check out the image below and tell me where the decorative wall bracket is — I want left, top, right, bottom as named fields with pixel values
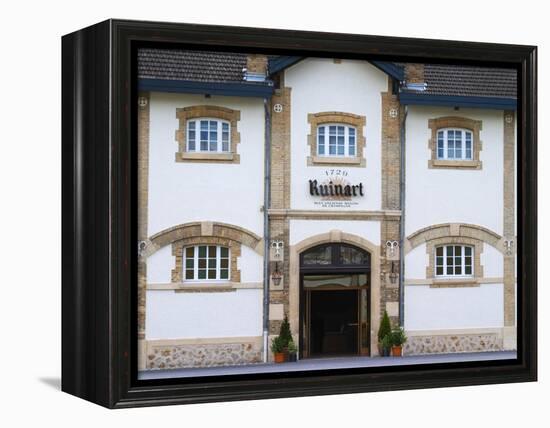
left=504, top=239, right=514, bottom=256
left=270, top=240, right=284, bottom=260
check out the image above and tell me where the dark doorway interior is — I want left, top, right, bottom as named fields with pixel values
left=309, top=290, right=358, bottom=356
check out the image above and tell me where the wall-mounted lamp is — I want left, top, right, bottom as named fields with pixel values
left=271, top=262, right=283, bottom=286
left=389, top=261, right=398, bottom=284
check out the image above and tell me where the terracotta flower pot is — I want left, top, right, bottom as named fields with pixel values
left=391, top=345, right=403, bottom=357
left=273, top=352, right=286, bottom=363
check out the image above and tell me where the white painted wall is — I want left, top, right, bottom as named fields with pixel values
left=147, top=245, right=173, bottom=283
left=284, top=58, right=388, bottom=211
left=404, top=284, right=504, bottom=330
left=405, top=106, right=504, bottom=237
left=238, top=245, right=263, bottom=283
left=147, top=92, right=265, bottom=237
left=146, top=289, right=263, bottom=339
left=482, top=243, right=504, bottom=278
left=289, top=219, right=380, bottom=247
left=405, top=243, right=428, bottom=279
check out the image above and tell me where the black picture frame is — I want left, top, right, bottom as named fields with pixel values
left=61, top=19, right=537, bottom=408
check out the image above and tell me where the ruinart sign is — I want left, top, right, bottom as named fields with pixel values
left=308, top=169, right=365, bottom=208
left=309, top=179, right=364, bottom=197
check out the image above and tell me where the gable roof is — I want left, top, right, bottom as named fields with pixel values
left=137, top=49, right=517, bottom=108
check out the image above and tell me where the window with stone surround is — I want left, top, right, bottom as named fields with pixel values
left=435, top=244, right=474, bottom=277
left=436, top=129, right=473, bottom=160
left=175, top=105, right=241, bottom=163
left=428, top=116, right=482, bottom=169
left=307, top=112, right=366, bottom=167
left=187, top=119, right=231, bottom=153
left=184, top=245, right=230, bottom=281
left=317, top=124, right=357, bottom=157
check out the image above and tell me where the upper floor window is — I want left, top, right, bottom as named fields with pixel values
left=435, top=245, right=473, bottom=277
left=436, top=129, right=473, bottom=160
left=317, top=124, right=356, bottom=157
left=187, top=119, right=231, bottom=153
left=184, top=245, right=230, bottom=281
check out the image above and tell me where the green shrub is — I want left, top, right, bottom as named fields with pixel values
left=279, top=316, right=292, bottom=348
left=271, top=336, right=285, bottom=353
left=287, top=338, right=298, bottom=353
left=390, top=327, right=407, bottom=346
left=381, top=334, right=393, bottom=351
left=378, top=310, right=392, bottom=343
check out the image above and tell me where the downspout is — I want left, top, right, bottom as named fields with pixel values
left=399, top=104, right=408, bottom=327
left=262, top=98, right=271, bottom=362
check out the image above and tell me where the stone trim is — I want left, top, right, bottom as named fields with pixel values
left=503, top=111, right=516, bottom=349
left=404, top=277, right=506, bottom=286
left=404, top=329, right=503, bottom=355
left=142, top=221, right=263, bottom=258
left=405, top=223, right=502, bottom=254
left=307, top=111, right=366, bottom=167
left=428, top=116, right=483, bottom=170
left=147, top=282, right=262, bottom=290
left=425, top=236, right=484, bottom=281
left=145, top=337, right=262, bottom=369
left=175, top=105, right=241, bottom=164
left=289, top=231, right=381, bottom=356
left=381, top=78, right=401, bottom=210
left=268, top=209, right=401, bottom=221
left=137, top=92, right=150, bottom=370
left=171, top=236, right=241, bottom=283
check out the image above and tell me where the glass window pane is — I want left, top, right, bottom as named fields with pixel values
left=455, top=265, right=462, bottom=275
left=220, top=247, right=229, bottom=257
left=318, top=126, right=325, bottom=136
left=329, top=126, right=336, bottom=135
left=198, top=269, right=206, bottom=279
left=446, top=266, right=453, bottom=275
left=198, top=259, right=206, bottom=269
left=220, top=269, right=229, bottom=279
left=318, top=135, right=325, bottom=155
left=340, top=245, right=369, bottom=265
left=436, top=266, right=443, bottom=275
left=198, top=246, right=207, bottom=257
left=349, top=127, right=355, bottom=136
left=185, top=269, right=194, bottom=280
left=465, top=266, right=472, bottom=275
left=302, top=245, right=332, bottom=265
left=220, top=258, right=229, bottom=269
left=436, top=247, right=443, bottom=257
left=208, top=258, right=217, bottom=269
left=186, top=247, right=194, bottom=257
left=455, top=246, right=462, bottom=257
left=186, top=259, right=194, bottom=269
left=208, top=269, right=216, bottom=279
left=208, top=246, right=216, bottom=257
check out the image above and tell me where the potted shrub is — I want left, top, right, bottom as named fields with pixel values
left=381, top=334, right=392, bottom=357
left=377, top=310, right=392, bottom=356
left=271, top=336, right=286, bottom=363
left=390, top=327, right=407, bottom=357
left=287, top=338, right=298, bottom=362
left=279, top=316, right=292, bottom=358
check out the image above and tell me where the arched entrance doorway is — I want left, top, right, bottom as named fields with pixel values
left=299, top=243, right=371, bottom=358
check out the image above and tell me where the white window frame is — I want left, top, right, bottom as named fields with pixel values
left=187, top=118, right=231, bottom=153
left=183, top=245, right=231, bottom=282
left=435, top=244, right=474, bottom=278
left=436, top=128, right=473, bottom=160
left=316, top=124, right=357, bottom=158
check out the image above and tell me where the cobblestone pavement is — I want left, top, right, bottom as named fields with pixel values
left=138, top=351, right=517, bottom=380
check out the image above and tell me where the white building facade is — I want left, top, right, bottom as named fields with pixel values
left=136, top=50, right=517, bottom=370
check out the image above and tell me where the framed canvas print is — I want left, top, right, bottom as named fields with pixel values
left=61, top=19, right=537, bottom=408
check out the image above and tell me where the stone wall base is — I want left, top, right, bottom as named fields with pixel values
left=146, top=338, right=263, bottom=370
left=404, top=330, right=507, bottom=355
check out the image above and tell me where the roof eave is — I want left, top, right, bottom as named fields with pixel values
left=138, top=78, right=274, bottom=98
left=399, top=93, right=517, bottom=110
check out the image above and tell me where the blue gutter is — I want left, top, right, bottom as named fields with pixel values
left=138, top=78, right=274, bottom=98
left=399, top=93, right=517, bottom=110
left=370, top=61, right=405, bottom=81
left=268, top=56, right=303, bottom=75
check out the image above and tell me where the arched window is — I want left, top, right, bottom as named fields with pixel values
left=187, top=118, right=231, bottom=153
left=435, top=244, right=474, bottom=277
left=436, top=128, right=473, bottom=160
left=301, top=243, right=370, bottom=269
left=184, top=245, right=230, bottom=281
left=317, top=124, right=356, bottom=157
